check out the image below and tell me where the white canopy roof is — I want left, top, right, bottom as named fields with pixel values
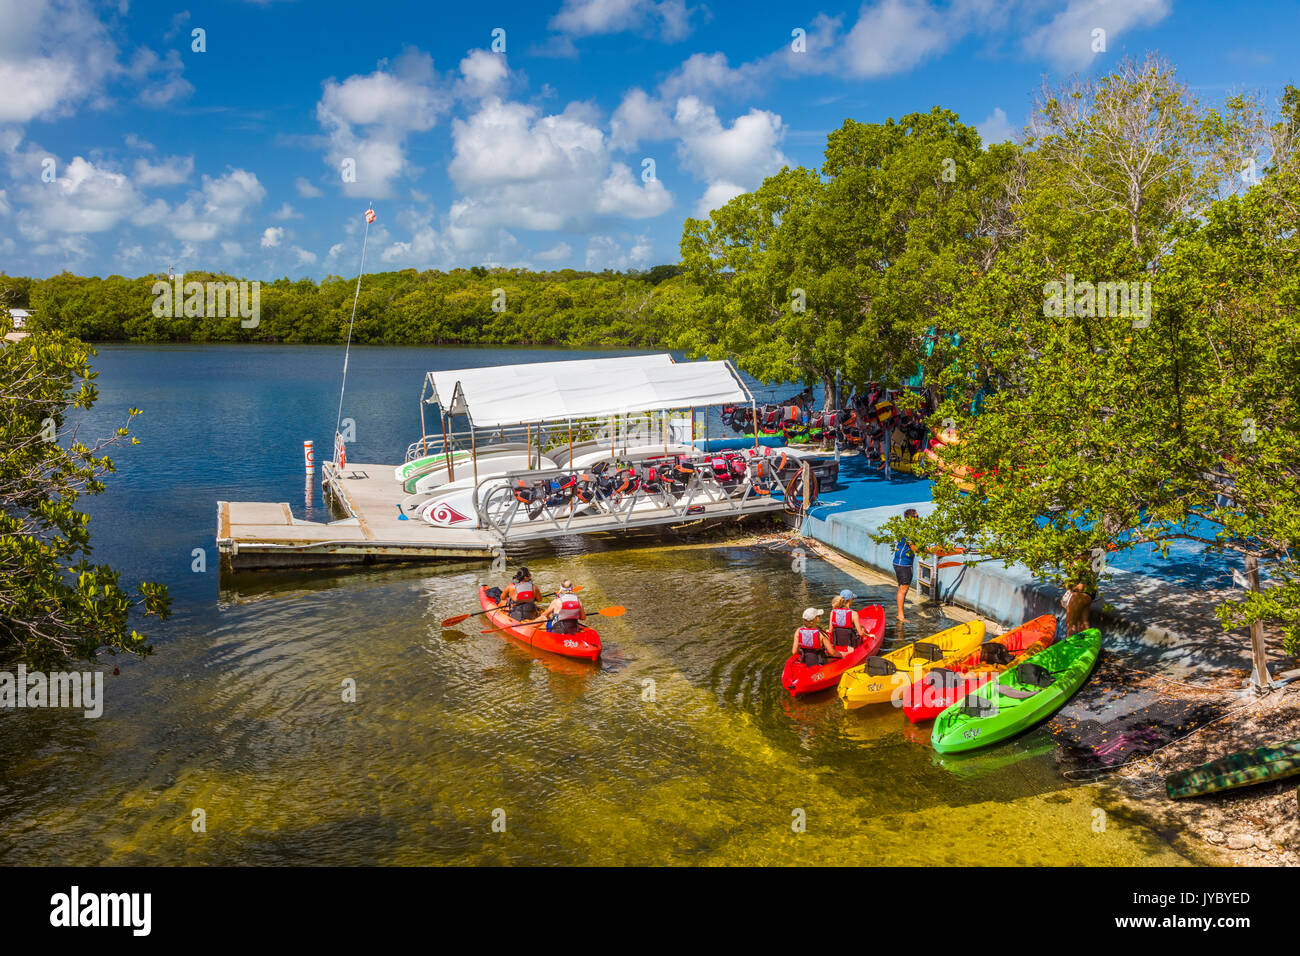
left=423, top=353, right=751, bottom=427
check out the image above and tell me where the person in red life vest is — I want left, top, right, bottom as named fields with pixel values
left=828, top=590, right=869, bottom=648
left=500, top=567, right=539, bottom=621
left=536, top=579, right=586, bottom=634
left=790, top=608, right=843, bottom=667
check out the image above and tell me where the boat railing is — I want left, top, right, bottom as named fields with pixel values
left=470, top=460, right=782, bottom=542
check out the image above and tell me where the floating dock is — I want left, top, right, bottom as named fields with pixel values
left=218, top=461, right=499, bottom=571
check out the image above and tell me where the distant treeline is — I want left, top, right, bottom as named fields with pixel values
left=0, top=265, right=688, bottom=347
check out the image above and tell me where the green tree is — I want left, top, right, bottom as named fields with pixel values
left=0, top=316, right=170, bottom=668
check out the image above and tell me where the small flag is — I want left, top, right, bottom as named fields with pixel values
left=365, top=207, right=376, bottom=224
left=1232, top=568, right=1249, bottom=589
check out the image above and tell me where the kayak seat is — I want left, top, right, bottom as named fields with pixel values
left=961, top=694, right=998, bottom=717
left=928, top=667, right=963, bottom=690
left=997, top=685, right=1041, bottom=700
left=910, top=642, right=943, bottom=663
left=1017, top=662, right=1055, bottom=688
left=865, top=656, right=897, bottom=677
left=980, top=642, right=1014, bottom=666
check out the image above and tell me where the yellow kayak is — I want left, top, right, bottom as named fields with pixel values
left=838, top=621, right=986, bottom=709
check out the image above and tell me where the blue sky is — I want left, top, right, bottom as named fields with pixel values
left=1, top=0, right=1296, bottom=280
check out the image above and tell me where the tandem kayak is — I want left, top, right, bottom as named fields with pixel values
left=477, top=586, right=602, bottom=661
left=837, top=620, right=985, bottom=709
left=902, top=614, right=1057, bottom=722
left=780, top=605, right=887, bottom=696
left=1165, top=738, right=1300, bottom=799
left=931, top=629, right=1101, bottom=754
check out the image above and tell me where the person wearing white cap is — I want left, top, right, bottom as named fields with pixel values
left=790, top=607, right=844, bottom=667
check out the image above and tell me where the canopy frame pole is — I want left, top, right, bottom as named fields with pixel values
left=568, top=420, right=573, bottom=469
left=440, top=408, right=453, bottom=482
left=419, top=376, right=428, bottom=459
left=752, top=399, right=758, bottom=453
left=471, top=420, right=478, bottom=488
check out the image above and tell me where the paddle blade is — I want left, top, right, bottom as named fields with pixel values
left=441, top=613, right=473, bottom=627
left=596, top=606, right=626, bottom=616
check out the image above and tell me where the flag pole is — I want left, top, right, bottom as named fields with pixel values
left=334, top=204, right=375, bottom=465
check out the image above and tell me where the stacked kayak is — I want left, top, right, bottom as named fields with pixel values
left=902, top=614, right=1057, bottom=722
left=781, top=605, right=887, bottom=696
left=477, top=586, right=602, bottom=662
left=838, top=621, right=985, bottom=709
left=931, top=629, right=1101, bottom=753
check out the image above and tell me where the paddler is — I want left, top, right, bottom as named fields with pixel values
left=828, top=590, right=867, bottom=647
left=535, top=579, right=586, bottom=634
left=501, top=567, right=538, bottom=621
left=791, top=608, right=843, bottom=666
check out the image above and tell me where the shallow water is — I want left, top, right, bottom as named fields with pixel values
left=0, top=345, right=1197, bottom=865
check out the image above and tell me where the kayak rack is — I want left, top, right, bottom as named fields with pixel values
left=472, top=464, right=788, bottom=544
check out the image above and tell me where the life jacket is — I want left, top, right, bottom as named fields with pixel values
left=830, top=608, right=854, bottom=630
left=797, top=627, right=821, bottom=650
left=514, top=579, right=536, bottom=602
left=555, top=593, right=582, bottom=621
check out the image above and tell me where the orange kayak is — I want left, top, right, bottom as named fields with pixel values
left=477, top=586, right=602, bottom=661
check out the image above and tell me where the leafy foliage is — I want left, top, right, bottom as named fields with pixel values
left=0, top=314, right=170, bottom=667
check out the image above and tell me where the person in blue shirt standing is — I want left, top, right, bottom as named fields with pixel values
left=892, top=508, right=920, bottom=623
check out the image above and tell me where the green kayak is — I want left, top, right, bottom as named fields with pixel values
left=931, top=629, right=1102, bottom=754
left=1165, top=738, right=1300, bottom=799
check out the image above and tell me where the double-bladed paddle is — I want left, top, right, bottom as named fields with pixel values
left=479, top=605, right=626, bottom=635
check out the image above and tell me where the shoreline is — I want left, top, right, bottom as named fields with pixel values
left=756, top=529, right=1297, bottom=867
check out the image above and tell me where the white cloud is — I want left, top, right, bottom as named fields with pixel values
left=220, top=240, right=243, bottom=260
left=327, top=242, right=345, bottom=259
left=273, top=202, right=302, bottom=220
left=161, top=168, right=265, bottom=242
left=292, top=246, right=317, bottom=265
left=674, top=96, right=788, bottom=196
left=658, top=52, right=761, bottom=102
left=7, top=149, right=143, bottom=236
left=1023, top=0, right=1171, bottom=70
left=550, top=0, right=695, bottom=41
left=610, top=88, right=673, bottom=150
left=315, top=48, right=447, bottom=198
left=458, top=49, right=509, bottom=100
left=132, top=154, right=193, bottom=186
left=295, top=176, right=323, bottom=198
left=977, top=107, right=1015, bottom=146
left=694, top=180, right=745, bottom=217
left=843, top=0, right=953, bottom=78
left=595, top=162, right=673, bottom=218
left=0, top=0, right=120, bottom=123
left=261, top=227, right=284, bottom=248
left=126, top=47, right=194, bottom=107
left=448, top=96, right=673, bottom=232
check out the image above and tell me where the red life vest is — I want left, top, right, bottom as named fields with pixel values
left=830, top=608, right=854, bottom=629
left=555, top=594, right=581, bottom=621
left=514, top=579, right=536, bottom=602
left=797, top=627, right=821, bottom=650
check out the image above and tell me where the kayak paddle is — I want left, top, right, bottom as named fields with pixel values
left=479, top=605, right=625, bottom=635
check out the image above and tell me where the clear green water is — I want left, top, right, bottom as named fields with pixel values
left=0, top=346, right=1196, bottom=865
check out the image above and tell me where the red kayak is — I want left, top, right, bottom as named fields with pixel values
left=901, top=613, right=1056, bottom=721
left=478, top=586, right=602, bottom=662
left=780, top=605, right=886, bottom=696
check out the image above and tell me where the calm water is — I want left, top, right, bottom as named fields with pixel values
left=0, top=345, right=1195, bottom=865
